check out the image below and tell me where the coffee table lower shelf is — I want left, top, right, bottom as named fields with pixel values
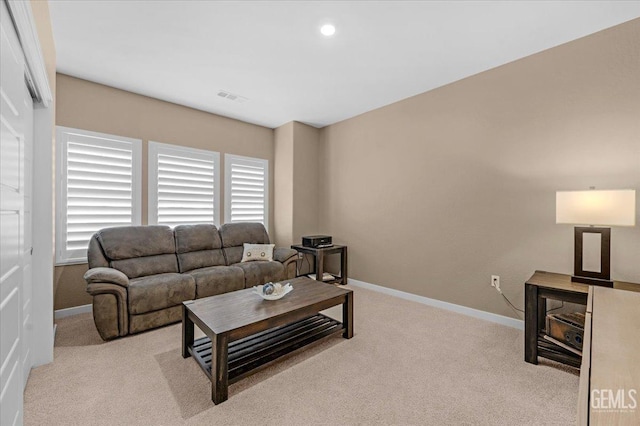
left=188, top=313, right=343, bottom=384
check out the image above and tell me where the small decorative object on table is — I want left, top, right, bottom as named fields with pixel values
left=253, top=282, right=293, bottom=300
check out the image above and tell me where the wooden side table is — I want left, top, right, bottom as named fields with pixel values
left=524, top=270, right=639, bottom=368
left=290, top=244, right=348, bottom=285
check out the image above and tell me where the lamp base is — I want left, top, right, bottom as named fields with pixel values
left=571, top=275, right=613, bottom=288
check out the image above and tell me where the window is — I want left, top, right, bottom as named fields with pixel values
left=224, top=154, right=269, bottom=228
left=56, top=127, right=141, bottom=264
left=148, top=142, right=220, bottom=227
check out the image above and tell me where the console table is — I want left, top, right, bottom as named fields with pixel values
left=291, top=244, right=348, bottom=285
left=577, top=285, right=640, bottom=425
left=524, top=271, right=639, bottom=368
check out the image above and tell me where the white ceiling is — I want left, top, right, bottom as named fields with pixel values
left=49, top=1, right=640, bottom=129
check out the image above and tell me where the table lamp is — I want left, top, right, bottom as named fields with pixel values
left=556, top=189, right=636, bottom=287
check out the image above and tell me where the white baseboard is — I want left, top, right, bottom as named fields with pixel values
left=51, top=284, right=523, bottom=329
left=347, top=278, right=524, bottom=330
left=54, top=304, right=93, bottom=320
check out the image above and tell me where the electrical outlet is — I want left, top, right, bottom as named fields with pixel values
left=491, top=275, right=501, bottom=293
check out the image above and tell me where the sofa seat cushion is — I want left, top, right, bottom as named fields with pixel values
left=233, top=261, right=285, bottom=288
left=187, top=266, right=245, bottom=299
left=128, top=273, right=195, bottom=315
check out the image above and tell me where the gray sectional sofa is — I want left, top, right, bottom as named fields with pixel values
left=84, top=222, right=297, bottom=340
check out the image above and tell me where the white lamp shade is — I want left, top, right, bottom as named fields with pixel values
left=556, top=189, right=636, bottom=226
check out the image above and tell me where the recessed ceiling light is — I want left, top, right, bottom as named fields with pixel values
left=320, top=24, right=336, bottom=37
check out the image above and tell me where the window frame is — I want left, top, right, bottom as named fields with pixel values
left=55, top=126, right=142, bottom=265
left=148, top=141, right=221, bottom=228
left=224, top=153, right=269, bottom=230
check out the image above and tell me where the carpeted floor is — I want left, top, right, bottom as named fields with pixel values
left=24, top=285, right=578, bottom=425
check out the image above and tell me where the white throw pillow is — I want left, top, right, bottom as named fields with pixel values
left=241, top=243, right=275, bottom=262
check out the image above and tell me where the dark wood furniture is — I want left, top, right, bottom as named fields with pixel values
left=181, top=276, right=354, bottom=404
left=578, top=286, right=640, bottom=425
left=573, top=226, right=612, bottom=287
left=524, top=270, right=639, bottom=368
left=291, top=244, right=348, bottom=285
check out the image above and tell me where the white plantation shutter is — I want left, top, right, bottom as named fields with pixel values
left=224, top=154, right=269, bottom=228
left=148, top=142, right=220, bottom=227
left=56, top=127, right=141, bottom=264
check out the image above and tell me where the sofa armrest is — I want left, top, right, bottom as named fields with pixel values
left=85, top=267, right=129, bottom=340
left=274, top=248, right=298, bottom=280
left=274, top=247, right=297, bottom=264
left=84, top=267, right=129, bottom=287
left=86, top=282, right=129, bottom=340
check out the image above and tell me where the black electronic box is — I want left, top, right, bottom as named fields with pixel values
left=302, top=235, right=333, bottom=248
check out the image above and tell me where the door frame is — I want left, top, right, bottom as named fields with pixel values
left=6, top=0, right=52, bottom=107
left=6, top=0, right=55, bottom=367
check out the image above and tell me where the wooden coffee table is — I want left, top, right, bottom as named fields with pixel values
left=181, top=276, right=354, bottom=404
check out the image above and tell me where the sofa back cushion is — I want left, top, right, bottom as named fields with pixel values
left=110, top=255, right=179, bottom=279
left=174, top=224, right=226, bottom=272
left=219, top=222, right=270, bottom=265
left=96, top=226, right=178, bottom=278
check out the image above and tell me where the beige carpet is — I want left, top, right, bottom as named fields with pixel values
left=25, top=285, right=578, bottom=425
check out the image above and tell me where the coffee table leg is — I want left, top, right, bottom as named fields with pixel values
left=182, top=304, right=194, bottom=358
left=211, top=333, right=229, bottom=404
left=343, top=292, right=353, bottom=339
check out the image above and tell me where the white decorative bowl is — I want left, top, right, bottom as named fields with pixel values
left=253, top=283, right=293, bottom=300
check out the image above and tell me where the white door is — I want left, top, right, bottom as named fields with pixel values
left=1, top=1, right=34, bottom=424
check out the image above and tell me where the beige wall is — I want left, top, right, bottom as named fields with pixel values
left=54, top=19, right=640, bottom=319
left=273, top=121, right=321, bottom=247
left=318, top=19, right=640, bottom=318
left=292, top=122, right=320, bottom=243
left=31, top=0, right=56, bottom=102
left=54, top=263, right=88, bottom=310
left=54, top=74, right=274, bottom=309
left=274, top=122, right=295, bottom=247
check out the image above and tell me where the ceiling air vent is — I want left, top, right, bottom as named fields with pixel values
left=217, top=90, right=248, bottom=103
